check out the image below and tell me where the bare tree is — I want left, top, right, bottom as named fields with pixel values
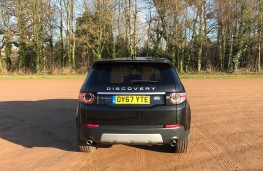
left=256, top=0, right=262, bottom=71
left=132, top=0, right=138, bottom=57
left=0, top=0, right=262, bottom=74
left=64, top=0, right=75, bottom=68
left=0, top=0, right=13, bottom=72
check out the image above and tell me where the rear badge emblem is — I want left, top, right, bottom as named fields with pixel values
left=153, top=96, right=161, bottom=101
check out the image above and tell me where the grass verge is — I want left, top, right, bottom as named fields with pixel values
left=0, top=75, right=86, bottom=80
left=0, top=74, right=263, bottom=80
left=180, top=74, right=263, bottom=79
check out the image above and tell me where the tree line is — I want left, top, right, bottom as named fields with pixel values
left=0, top=0, right=262, bottom=74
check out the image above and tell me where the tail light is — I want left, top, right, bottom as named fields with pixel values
left=169, top=92, right=186, bottom=104
left=79, top=93, right=95, bottom=104
left=83, top=123, right=99, bottom=128
left=164, top=124, right=182, bottom=128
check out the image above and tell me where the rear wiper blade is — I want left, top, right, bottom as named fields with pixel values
left=130, top=80, right=158, bottom=84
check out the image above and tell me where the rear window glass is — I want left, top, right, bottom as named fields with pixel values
left=86, top=62, right=175, bottom=85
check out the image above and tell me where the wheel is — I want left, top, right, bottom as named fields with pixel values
left=78, top=138, right=97, bottom=152
left=76, top=117, right=97, bottom=152
left=171, top=134, right=190, bottom=153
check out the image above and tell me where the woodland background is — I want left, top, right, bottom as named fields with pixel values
left=0, top=0, right=262, bottom=74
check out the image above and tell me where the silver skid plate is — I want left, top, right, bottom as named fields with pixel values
left=101, top=134, right=163, bottom=144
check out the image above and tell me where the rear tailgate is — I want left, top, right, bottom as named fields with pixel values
left=80, top=61, right=181, bottom=125
left=79, top=86, right=178, bottom=125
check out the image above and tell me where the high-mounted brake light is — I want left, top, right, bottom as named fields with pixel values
left=169, top=93, right=186, bottom=104
left=79, top=93, right=95, bottom=104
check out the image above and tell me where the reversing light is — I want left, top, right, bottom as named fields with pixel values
left=79, top=93, right=95, bottom=104
left=169, top=93, right=186, bottom=104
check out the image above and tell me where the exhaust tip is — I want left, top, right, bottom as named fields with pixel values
left=86, top=139, right=94, bottom=145
left=170, top=139, right=177, bottom=147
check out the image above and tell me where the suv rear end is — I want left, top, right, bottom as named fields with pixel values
left=76, top=57, right=191, bottom=153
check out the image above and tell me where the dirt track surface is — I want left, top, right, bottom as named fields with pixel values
left=0, top=78, right=263, bottom=171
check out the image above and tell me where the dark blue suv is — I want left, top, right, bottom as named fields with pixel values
left=76, top=57, right=191, bottom=153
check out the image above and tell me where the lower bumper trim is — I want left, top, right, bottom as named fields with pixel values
left=79, top=125, right=189, bottom=144
left=101, top=133, right=163, bottom=144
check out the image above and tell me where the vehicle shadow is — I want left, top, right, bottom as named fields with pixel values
left=127, top=145, right=174, bottom=153
left=0, top=99, right=78, bottom=151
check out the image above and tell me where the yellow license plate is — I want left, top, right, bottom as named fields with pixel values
left=112, top=96, right=150, bottom=104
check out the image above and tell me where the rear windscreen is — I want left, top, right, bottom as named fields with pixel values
left=86, top=62, right=175, bottom=85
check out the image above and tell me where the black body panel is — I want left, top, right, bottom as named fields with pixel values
left=76, top=57, right=191, bottom=146
left=77, top=99, right=190, bottom=130
left=79, top=125, right=190, bottom=144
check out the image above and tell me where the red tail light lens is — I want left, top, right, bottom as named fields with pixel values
left=164, top=124, right=182, bottom=128
left=83, top=123, right=99, bottom=128
left=169, top=93, right=186, bottom=104
left=79, top=93, right=95, bottom=104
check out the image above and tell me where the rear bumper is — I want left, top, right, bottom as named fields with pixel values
left=79, top=125, right=189, bottom=145
left=78, top=101, right=191, bottom=130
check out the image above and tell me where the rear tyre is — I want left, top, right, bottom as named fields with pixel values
left=171, top=134, right=190, bottom=153
left=78, top=138, right=97, bottom=152
left=76, top=117, right=97, bottom=152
